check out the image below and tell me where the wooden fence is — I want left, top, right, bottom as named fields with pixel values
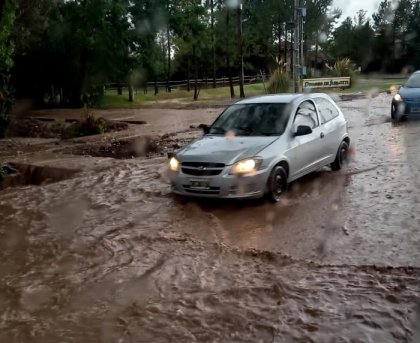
left=104, top=73, right=268, bottom=94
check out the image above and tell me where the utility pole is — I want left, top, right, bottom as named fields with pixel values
left=293, top=0, right=301, bottom=93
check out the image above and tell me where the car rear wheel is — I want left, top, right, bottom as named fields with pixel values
left=266, top=165, right=288, bottom=203
left=331, top=140, right=349, bottom=171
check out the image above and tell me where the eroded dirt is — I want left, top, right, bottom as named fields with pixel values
left=1, top=93, right=419, bottom=342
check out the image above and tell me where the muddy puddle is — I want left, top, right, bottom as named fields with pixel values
left=0, top=163, right=78, bottom=190
left=57, top=130, right=200, bottom=159
left=1, top=93, right=420, bottom=341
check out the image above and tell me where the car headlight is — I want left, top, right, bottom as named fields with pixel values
left=231, top=158, right=262, bottom=175
left=393, top=94, right=403, bottom=102
left=169, top=157, right=180, bottom=172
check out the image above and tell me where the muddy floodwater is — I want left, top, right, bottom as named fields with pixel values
left=1, top=93, right=420, bottom=342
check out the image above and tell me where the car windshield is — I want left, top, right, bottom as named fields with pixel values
left=405, top=73, right=420, bottom=88
left=209, top=103, right=289, bottom=136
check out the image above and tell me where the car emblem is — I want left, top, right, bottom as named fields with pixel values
left=198, top=166, right=206, bottom=170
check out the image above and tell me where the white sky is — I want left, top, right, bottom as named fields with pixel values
left=332, top=0, right=381, bottom=23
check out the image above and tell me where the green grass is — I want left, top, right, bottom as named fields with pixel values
left=347, top=77, right=406, bottom=93
left=99, top=77, right=406, bottom=109
left=100, top=83, right=266, bottom=108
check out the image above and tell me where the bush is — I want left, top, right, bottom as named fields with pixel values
left=63, top=114, right=106, bottom=138
left=305, top=67, right=314, bottom=79
left=327, top=58, right=357, bottom=85
left=82, top=85, right=105, bottom=108
left=267, top=69, right=291, bottom=94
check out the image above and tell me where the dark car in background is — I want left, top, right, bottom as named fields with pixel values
left=391, top=71, right=420, bottom=121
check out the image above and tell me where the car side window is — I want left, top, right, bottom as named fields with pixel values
left=294, top=100, right=318, bottom=129
left=315, top=97, right=339, bottom=124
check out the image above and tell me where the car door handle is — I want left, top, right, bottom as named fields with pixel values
left=320, top=132, right=325, bottom=139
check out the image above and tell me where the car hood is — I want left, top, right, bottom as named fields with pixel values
left=177, top=135, right=278, bottom=165
left=399, top=86, right=420, bottom=99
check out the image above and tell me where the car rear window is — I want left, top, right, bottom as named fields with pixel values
left=315, top=97, right=340, bottom=124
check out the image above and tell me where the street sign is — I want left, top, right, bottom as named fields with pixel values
left=302, top=77, right=351, bottom=89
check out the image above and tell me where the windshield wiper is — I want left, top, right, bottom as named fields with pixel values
left=234, top=126, right=253, bottom=135
left=250, top=131, right=279, bottom=136
left=209, top=126, right=226, bottom=134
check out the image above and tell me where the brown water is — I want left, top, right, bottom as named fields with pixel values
left=1, top=93, right=419, bottom=342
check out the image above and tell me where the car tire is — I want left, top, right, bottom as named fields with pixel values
left=391, top=103, right=398, bottom=121
left=331, top=140, right=349, bottom=171
left=391, top=103, right=407, bottom=123
left=266, top=165, right=288, bottom=203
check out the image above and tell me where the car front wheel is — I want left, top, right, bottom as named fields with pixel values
left=391, top=102, right=407, bottom=122
left=391, top=103, right=397, bottom=121
left=266, top=165, right=288, bottom=203
left=331, top=140, right=349, bottom=171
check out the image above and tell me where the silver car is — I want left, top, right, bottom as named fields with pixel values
left=168, top=93, right=350, bottom=202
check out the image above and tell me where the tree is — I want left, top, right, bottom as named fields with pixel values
left=391, top=0, right=413, bottom=70
left=0, top=0, right=18, bottom=137
left=326, top=11, right=374, bottom=71
left=206, top=0, right=217, bottom=88
left=303, top=0, right=334, bottom=69
left=0, top=0, right=18, bottom=74
left=215, top=2, right=237, bottom=97
left=11, top=0, right=136, bottom=106
left=406, top=0, right=420, bottom=69
left=237, top=1, right=245, bottom=98
left=131, top=0, right=167, bottom=96
left=171, top=0, right=207, bottom=100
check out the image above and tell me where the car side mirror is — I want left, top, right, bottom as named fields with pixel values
left=198, top=124, right=210, bottom=134
left=295, top=125, right=312, bottom=136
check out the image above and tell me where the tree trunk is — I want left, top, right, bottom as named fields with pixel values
left=128, top=74, right=133, bottom=102
left=117, top=83, right=122, bottom=95
left=290, top=28, right=294, bottom=75
left=193, top=45, right=199, bottom=101
left=128, top=84, right=133, bottom=102
left=0, top=1, right=5, bottom=21
left=237, top=2, right=245, bottom=98
left=154, top=77, right=158, bottom=96
left=226, top=8, right=235, bottom=98
left=211, top=0, right=216, bottom=88
left=73, top=47, right=87, bottom=108
left=392, top=23, right=396, bottom=72
left=227, top=55, right=234, bottom=98
left=187, top=55, right=191, bottom=92
left=284, top=24, right=288, bottom=72
left=278, top=24, right=282, bottom=65
left=166, top=0, right=171, bottom=93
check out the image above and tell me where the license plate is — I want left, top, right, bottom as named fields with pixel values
left=190, top=180, right=210, bottom=189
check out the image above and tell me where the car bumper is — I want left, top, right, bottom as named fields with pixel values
left=168, top=168, right=269, bottom=199
left=393, top=100, right=420, bottom=115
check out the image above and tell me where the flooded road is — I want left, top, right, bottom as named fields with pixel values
left=1, top=93, right=419, bottom=341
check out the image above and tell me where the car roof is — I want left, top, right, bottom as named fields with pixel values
left=234, top=93, right=332, bottom=105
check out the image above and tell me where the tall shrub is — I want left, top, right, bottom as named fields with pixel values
left=327, top=58, right=357, bottom=85
left=267, top=69, right=291, bottom=93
